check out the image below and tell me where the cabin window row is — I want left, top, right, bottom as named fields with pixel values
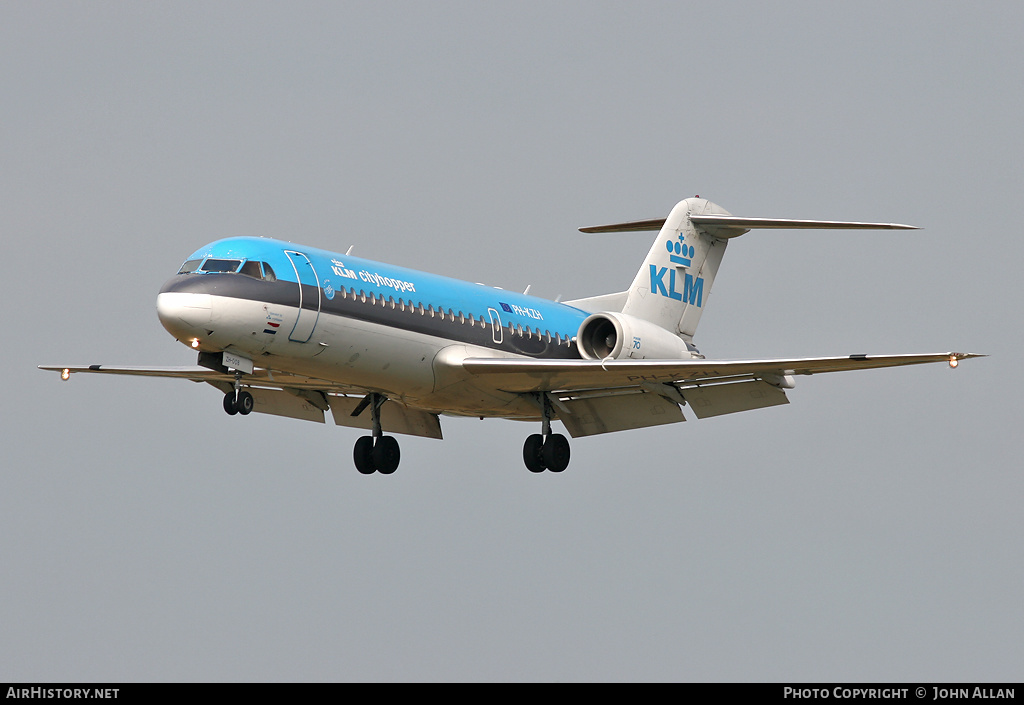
left=338, top=286, right=574, bottom=346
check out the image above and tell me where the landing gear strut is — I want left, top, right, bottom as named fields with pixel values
left=523, top=394, right=570, bottom=473
left=222, top=371, right=253, bottom=415
left=352, top=393, right=400, bottom=475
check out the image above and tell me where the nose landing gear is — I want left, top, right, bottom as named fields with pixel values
left=222, top=390, right=253, bottom=415
left=222, top=371, right=254, bottom=415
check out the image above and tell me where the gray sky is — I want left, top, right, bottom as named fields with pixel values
left=2, top=1, right=1020, bottom=682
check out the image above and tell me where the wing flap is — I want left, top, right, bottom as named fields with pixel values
left=328, top=396, right=443, bottom=439
left=680, top=380, right=789, bottom=419
left=248, top=388, right=327, bottom=423
left=557, top=391, right=685, bottom=438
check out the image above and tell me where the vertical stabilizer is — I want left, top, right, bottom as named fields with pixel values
left=619, top=197, right=731, bottom=339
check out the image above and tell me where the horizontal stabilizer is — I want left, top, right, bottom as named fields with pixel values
left=579, top=219, right=666, bottom=233
left=580, top=215, right=917, bottom=237
left=690, top=215, right=918, bottom=238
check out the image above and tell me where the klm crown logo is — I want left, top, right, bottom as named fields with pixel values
left=667, top=233, right=694, bottom=267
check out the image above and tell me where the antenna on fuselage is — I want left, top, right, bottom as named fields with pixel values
left=345, top=245, right=354, bottom=256
left=523, top=285, right=531, bottom=295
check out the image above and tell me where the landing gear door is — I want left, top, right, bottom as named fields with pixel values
left=285, top=250, right=321, bottom=342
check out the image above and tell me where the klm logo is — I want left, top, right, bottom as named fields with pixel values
left=649, top=265, right=703, bottom=306
left=330, top=259, right=358, bottom=280
left=667, top=233, right=695, bottom=267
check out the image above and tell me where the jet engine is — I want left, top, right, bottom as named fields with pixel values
left=576, top=312, right=691, bottom=361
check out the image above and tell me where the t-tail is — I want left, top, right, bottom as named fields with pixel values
left=579, top=197, right=918, bottom=342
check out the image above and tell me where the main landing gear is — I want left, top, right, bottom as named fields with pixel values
left=351, top=393, right=400, bottom=475
left=523, top=394, right=570, bottom=473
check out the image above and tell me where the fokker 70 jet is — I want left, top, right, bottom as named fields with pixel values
left=42, top=197, right=980, bottom=474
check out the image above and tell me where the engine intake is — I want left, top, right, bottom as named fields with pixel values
left=576, top=312, right=691, bottom=360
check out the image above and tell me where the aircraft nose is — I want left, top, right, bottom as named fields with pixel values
left=157, top=278, right=212, bottom=342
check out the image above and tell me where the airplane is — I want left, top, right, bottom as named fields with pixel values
left=41, top=196, right=981, bottom=474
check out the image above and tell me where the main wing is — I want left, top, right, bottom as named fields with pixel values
left=459, top=352, right=982, bottom=437
left=38, top=365, right=443, bottom=438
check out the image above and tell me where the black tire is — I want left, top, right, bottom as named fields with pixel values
left=354, top=436, right=377, bottom=474
left=523, top=434, right=546, bottom=473
left=237, top=391, right=254, bottom=415
left=542, top=434, right=570, bottom=473
left=372, top=436, right=400, bottom=475
left=223, top=392, right=238, bottom=416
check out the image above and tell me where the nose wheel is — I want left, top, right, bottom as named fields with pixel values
left=222, top=390, right=253, bottom=415
left=222, top=370, right=254, bottom=416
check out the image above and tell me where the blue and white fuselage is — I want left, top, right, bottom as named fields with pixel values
left=157, top=236, right=589, bottom=418
left=47, top=196, right=976, bottom=475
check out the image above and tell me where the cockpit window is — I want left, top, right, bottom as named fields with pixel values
left=200, top=259, right=242, bottom=273
left=178, top=257, right=278, bottom=281
left=239, top=260, right=262, bottom=279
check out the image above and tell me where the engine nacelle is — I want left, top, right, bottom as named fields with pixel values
left=576, top=312, right=692, bottom=360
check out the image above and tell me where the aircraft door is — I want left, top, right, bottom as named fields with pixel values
left=284, top=251, right=321, bottom=342
left=487, top=307, right=503, bottom=345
